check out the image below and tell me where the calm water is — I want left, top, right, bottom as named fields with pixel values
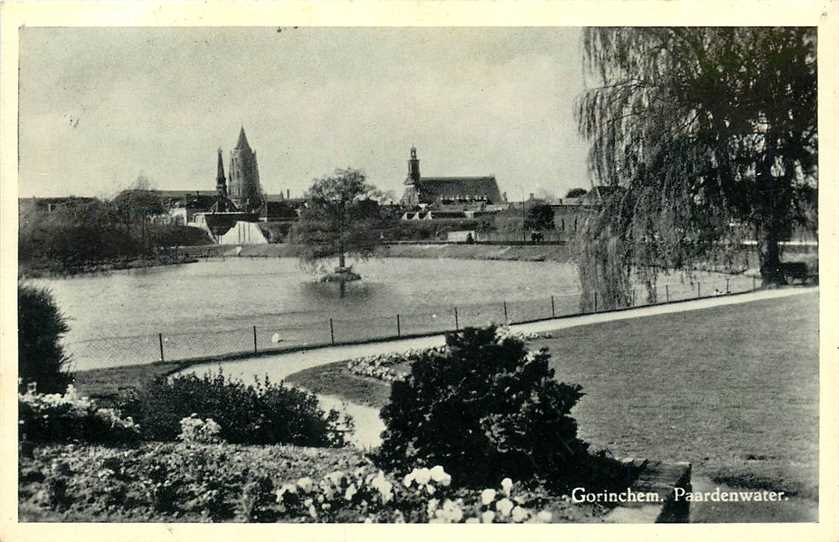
left=31, top=257, right=582, bottom=370
left=31, top=257, right=750, bottom=371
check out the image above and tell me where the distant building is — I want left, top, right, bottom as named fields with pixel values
left=400, top=147, right=505, bottom=216
left=227, top=127, right=262, bottom=213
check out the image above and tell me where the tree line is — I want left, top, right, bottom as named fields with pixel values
left=19, top=178, right=210, bottom=272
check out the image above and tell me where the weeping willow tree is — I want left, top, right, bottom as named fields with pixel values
left=574, top=27, right=817, bottom=310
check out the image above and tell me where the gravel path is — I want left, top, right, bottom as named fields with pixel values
left=177, top=286, right=816, bottom=387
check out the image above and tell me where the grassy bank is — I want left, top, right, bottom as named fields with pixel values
left=180, top=241, right=816, bottom=270
left=286, top=292, right=819, bottom=503
left=179, top=242, right=574, bottom=262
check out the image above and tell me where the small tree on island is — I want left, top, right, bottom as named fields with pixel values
left=290, top=168, right=383, bottom=290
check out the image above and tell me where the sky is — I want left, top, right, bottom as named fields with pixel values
left=19, top=27, right=591, bottom=200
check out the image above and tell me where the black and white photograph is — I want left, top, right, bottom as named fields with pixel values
left=2, top=2, right=836, bottom=539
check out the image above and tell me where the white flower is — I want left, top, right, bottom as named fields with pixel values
left=403, top=472, right=414, bottom=488
left=442, top=499, right=464, bottom=522
left=500, top=477, right=513, bottom=496
left=481, top=510, right=496, bottom=523
left=325, top=470, right=345, bottom=487
left=511, top=506, right=529, bottom=523
left=536, top=510, right=553, bottom=523
left=413, top=467, right=431, bottom=485
left=496, top=498, right=514, bottom=517
left=429, top=465, right=451, bottom=486
left=371, top=472, right=394, bottom=504
left=426, top=498, right=439, bottom=517
left=297, top=477, right=314, bottom=493
left=426, top=483, right=436, bottom=496
left=344, top=484, right=358, bottom=502
left=481, top=488, right=497, bottom=506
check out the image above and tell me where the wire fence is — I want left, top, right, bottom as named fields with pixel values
left=65, top=273, right=760, bottom=370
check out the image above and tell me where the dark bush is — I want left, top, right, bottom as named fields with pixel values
left=124, top=370, right=350, bottom=447
left=18, top=283, right=73, bottom=394
left=378, top=325, right=589, bottom=487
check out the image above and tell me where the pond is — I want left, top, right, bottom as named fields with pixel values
left=30, top=257, right=750, bottom=371
left=30, top=257, right=577, bottom=370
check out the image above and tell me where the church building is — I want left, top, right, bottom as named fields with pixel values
left=400, top=147, right=505, bottom=210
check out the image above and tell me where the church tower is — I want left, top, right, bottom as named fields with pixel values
left=400, top=146, right=422, bottom=206
left=407, top=146, right=421, bottom=184
left=228, top=126, right=262, bottom=213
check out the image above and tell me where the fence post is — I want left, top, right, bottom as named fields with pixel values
left=253, top=326, right=258, bottom=354
left=726, top=278, right=730, bottom=294
left=753, top=275, right=757, bottom=291
left=665, top=284, right=670, bottom=303
left=329, top=318, right=335, bottom=345
left=396, top=314, right=401, bottom=337
left=697, top=282, right=701, bottom=299
left=158, top=333, right=165, bottom=362
left=503, top=301, right=508, bottom=323
left=454, top=307, right=459, bottom=330
left=594, top=291, right=598, bottom=313
left=551, top=295, right=556, bottom=318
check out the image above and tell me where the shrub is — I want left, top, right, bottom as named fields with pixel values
left=178, top=415, right=223, bottom=444
left=17, top=283, right=73, bottom=394
left=378, top=325, right=588, bottom=488
left=125, top=370, right=351, bottom=447
left=19, top=385, right=141, bottom=444
left=346, top=328, right=548, bottom=384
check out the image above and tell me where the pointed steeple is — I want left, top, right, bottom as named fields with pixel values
left=235, top=126, right=251, bottom=151
left=216, top=148, right=227, bottom=197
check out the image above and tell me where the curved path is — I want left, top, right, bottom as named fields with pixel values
left=177, top=287, right=817, bottom=447
left=178, top=286, right=816, bottom=386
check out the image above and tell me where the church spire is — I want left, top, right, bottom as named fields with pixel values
left=216, top=147, right=227, bottom=197
left=235, top=126, right=251, bottom=151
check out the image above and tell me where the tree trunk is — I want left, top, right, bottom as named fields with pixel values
left=758, top=227, right=786, bottom=286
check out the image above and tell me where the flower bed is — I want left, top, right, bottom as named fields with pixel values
left=18, top=442, right=610, bottom=523
left=19, top=385, right=140, bottom=444
left=345, top=326, right=551, bottom=383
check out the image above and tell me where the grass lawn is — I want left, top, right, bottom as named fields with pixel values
left=286, top=361, right=393, bottom=409
left=531, top=291, right=818, bottom=499
left=288, top=292, right=819, bottom=515
left=72, top=361, right=192, bottom=402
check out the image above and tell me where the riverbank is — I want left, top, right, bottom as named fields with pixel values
left=181, top=241, right=818, bottom=270
left=178, top=242, right=575, bottom=262
left=19, top=255, right=199, bottom=279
